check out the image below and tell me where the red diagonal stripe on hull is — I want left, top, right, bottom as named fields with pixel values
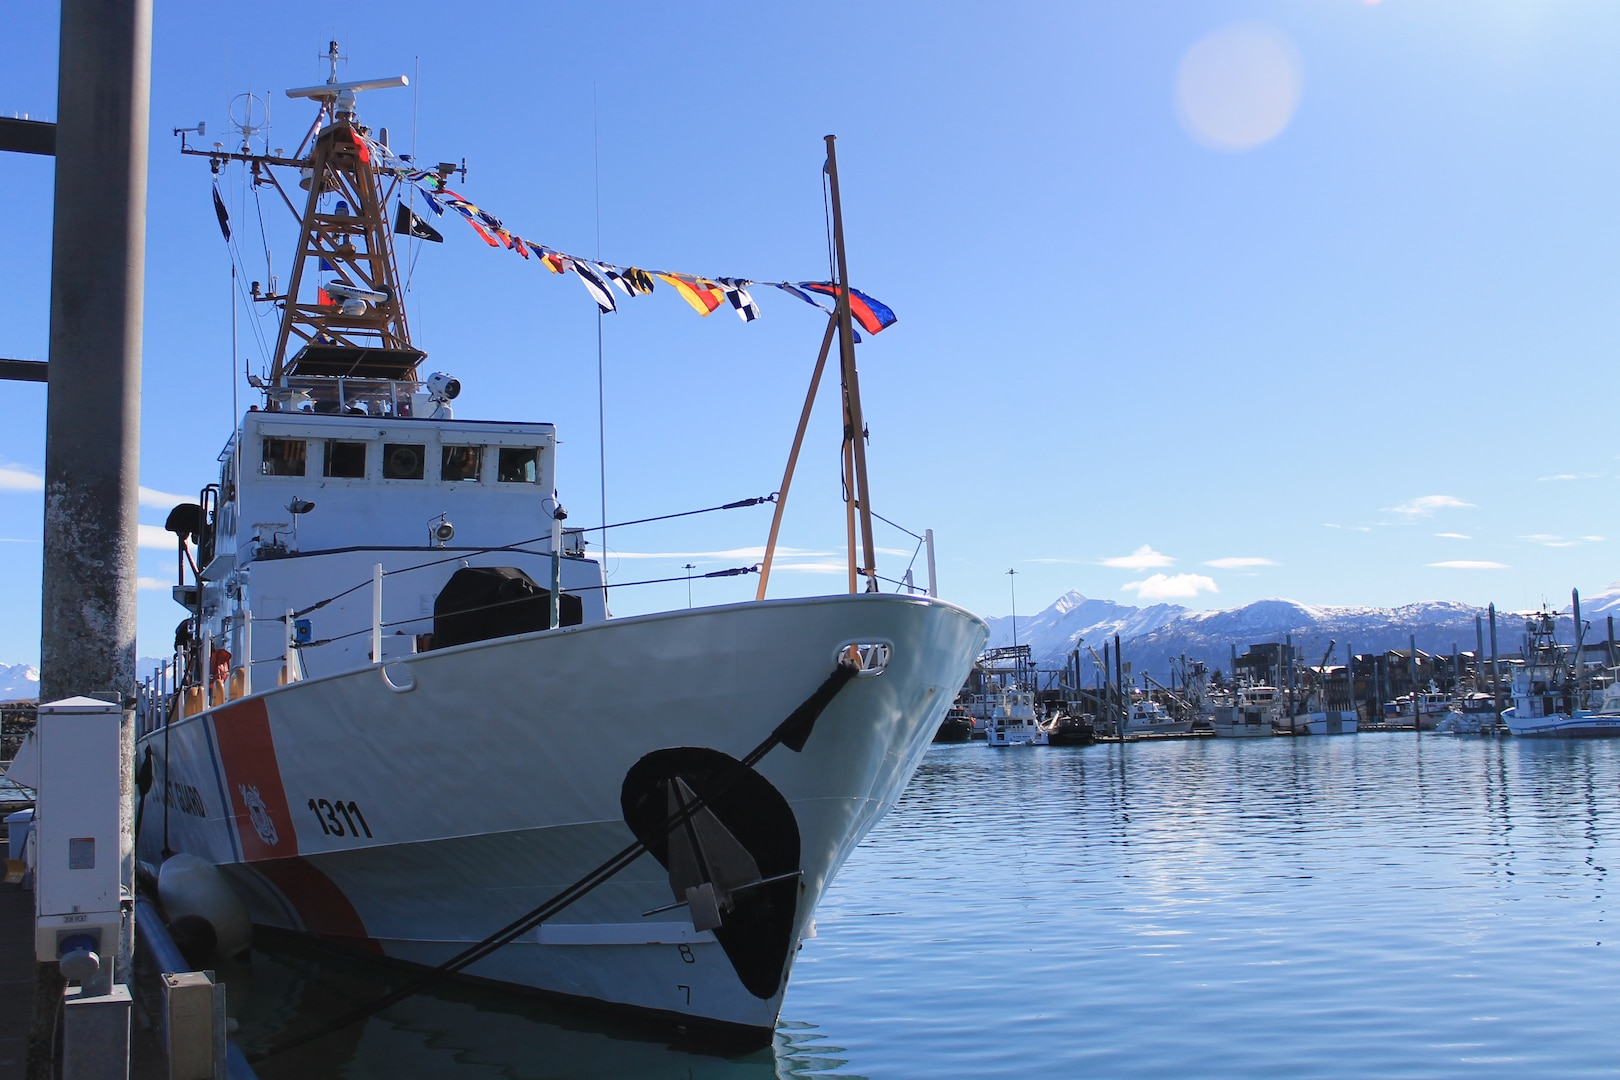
left=212, top=697, right=298, bottom=861
left=253, top=857, right=382, bottom=955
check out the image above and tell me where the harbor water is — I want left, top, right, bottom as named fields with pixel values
left=232, top=735, right=1620, bottom=1077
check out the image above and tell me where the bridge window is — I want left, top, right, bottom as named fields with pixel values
left=383, top=443, right=426, bottom=480
left=262, top=437, right=306, bottom=476
left=324, top=440, right=367, bottom=478
left=497, top=447, right=538, bottom=483
left=441, top=445, right=483, bottom=482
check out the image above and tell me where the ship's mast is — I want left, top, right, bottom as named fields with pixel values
left=266, top=44, right=416, bottom=383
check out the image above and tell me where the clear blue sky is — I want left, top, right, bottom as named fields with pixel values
left=2, top=1, right=1617, bottom=665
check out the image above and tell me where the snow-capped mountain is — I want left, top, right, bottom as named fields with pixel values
left=0, top=658, right=170, bottom=702
left=984, top=590, right=1186, bottom=660
left=985, top=584, right=1620, bottom=680
left=0, top=663, right=40, bottom=702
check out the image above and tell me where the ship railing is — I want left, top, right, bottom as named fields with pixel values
left=279, top=376, right=427, bottom=417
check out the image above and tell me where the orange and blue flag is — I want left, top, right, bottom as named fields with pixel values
left=799, top=282, right=896, bottom=335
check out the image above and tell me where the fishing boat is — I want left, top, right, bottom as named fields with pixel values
left=1501, top=604, right=1620, bottom=738
left=933, top=704, right=976, bottom=743
left=1046, top=704, right=1096, bottom=746
left=1434, top=692, right=1497, bottom=734
left=1288, top=708, right=1360, bottom=736
left=132, top=51, right=986, bottom=1046
left=1211, top=683, right=1279, bottom=737
left=1122, top=696, right=1192, bottom=736
left=1382, top=683, right=1450, bottom=730
left=982, top=689, right=1049, bottom=746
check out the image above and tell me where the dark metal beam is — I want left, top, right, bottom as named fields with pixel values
left=41, top=0, right=150, bottom=703
left=0, top=117, right=56, bottom=156
left=0, top=359, right=48, bottom=383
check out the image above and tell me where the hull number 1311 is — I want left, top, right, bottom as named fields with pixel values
left=307, top=798, right=373, bottom=838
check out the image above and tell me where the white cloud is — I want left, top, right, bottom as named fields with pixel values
left=137, top=576, right=173, bottom=591
left=1428, top=560, right=1509, bottom=570
left=1435, top=532, right=1471, bottom=540
left=1536, top=473, right=1603, bottom=482
left=0, top=465, right=43, bottom=492
left=1204, top=556, right=1274, bottom=569
left=139, top=485, right=193, bottom=509
left=1519, top=534, right=1602, bottom=549
left=0, top=537, right=39, bottom=543
left=1101, top=545, right=1175, bottom=571
left=0, top=466, right=193, bottom=510
left=1388, top=495, right=1473, bottom=516
left=1122, top=572, right=1218, bottom=600
left=138, top=524, right=175, bottom=550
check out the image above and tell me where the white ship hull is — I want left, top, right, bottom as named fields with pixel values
left=1289, top=710, right=1359, bottom=736
left=138, top=593, right=986, bottom=1040
left=985, top=725, right=1049, bottom=746
left=1502, top=708, right=1620, bottom=738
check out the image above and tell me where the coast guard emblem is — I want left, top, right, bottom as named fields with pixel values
left=240, top=783, right=280, bottom=846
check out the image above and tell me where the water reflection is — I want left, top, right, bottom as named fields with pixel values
left=229, top=737, right=1620, bottom=1076
left=228, top=939, right=860, bottom=1080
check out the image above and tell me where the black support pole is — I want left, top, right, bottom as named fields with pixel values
left=40, top=0, right=151, bottom=703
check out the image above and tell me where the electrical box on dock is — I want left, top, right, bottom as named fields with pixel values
left=32, top=696, right=129, bottom=982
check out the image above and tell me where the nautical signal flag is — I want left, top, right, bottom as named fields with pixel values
left=211, top=187, right=231, bottom=242
left=658, top=274, right=726, bottom=316
left=390, top=170, right=897, bottom=334
left=572, top=261, right=619, bottom=314
left=799, top=283, right=897, bottom=335
left=394, top=203, right=443, bottom=243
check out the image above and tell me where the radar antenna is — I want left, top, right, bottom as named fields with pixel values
left=285, top=39, right=408, bottom=124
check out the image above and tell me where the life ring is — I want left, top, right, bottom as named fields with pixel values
left=388, top=445, right=422, bottom=477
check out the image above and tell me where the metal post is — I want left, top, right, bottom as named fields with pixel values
left=1410, top=633, right=1419, bottom=731
left=1347, top=643, right=1354, bottom=718
left=35, top=15, right=151, bottom=1054
left=550, top=513, right=562, bottom=630
left=371, top=564, right=383, bottom=664
left=40, top=0, right=152, bottom=704
left=1285, top=635, right=1295, bottom=734
left=200, top=630, right=212, bottom=708
left=924, top=528, right=937, bottom=598
left=284, top=607, right=297, bottom=684
left=1114, top=634, right=1124, bottom=739
left=1007, top=569, right=1018, bottom=648
left=1572, top=588, right=1585, bottom=700
left=1489, top=603, right=1502, bottom=730
left=240, top=608, right=252, bottom=696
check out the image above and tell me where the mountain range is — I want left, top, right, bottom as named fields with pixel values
left=985, top=585, right=1620, bottom=680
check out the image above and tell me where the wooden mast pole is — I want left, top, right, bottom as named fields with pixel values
left=824, top=135, right=879, bottom=593
left=844, top=437, right=858, bottom=594
left=756, top=315, right=838, bottom=600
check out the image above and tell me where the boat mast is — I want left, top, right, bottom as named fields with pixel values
left=267, top=43, right=416, bottom=384
left=823, top=135, right=879, bottom=594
